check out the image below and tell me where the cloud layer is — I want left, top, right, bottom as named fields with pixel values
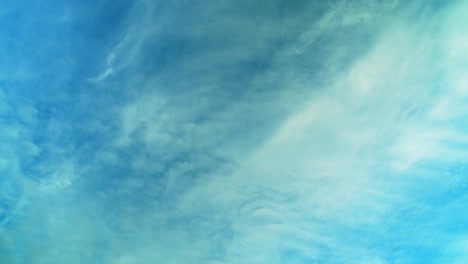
left=1, top=0, right=468, bottom=263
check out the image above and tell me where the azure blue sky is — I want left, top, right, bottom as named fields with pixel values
left=1, top=0, right=468, bottom=263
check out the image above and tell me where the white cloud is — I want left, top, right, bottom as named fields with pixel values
left=3, top=1, right=468, bottom=263
left=37, top=162, right=76, bottom=195
left=149, top=2, right=468, bottom=262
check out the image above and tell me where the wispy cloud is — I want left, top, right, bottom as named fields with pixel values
left=1, top=0, right=468, bottom=263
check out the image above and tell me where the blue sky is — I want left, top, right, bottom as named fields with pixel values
left=1, top=0, right=468, bottom=263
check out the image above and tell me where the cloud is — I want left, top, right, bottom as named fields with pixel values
left=139, top=1, right=468, bottom=262
left=2, top=0, right=468, bottom=263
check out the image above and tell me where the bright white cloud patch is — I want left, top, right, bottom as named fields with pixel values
left=0, top=0, right=468, bottom=263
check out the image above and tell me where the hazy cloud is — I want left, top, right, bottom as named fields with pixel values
left=1, top=0, right=468, bottom=263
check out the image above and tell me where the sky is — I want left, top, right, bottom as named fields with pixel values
left=1, top=0, right=468, bottom=263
